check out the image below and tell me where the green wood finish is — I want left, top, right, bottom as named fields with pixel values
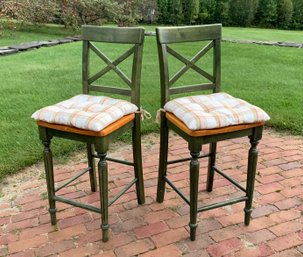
left=156, top=24, right=264, bottom=241
left=82, top=25, right=144, bottom=107
left=156, top=24, right=221, bottom=106
left=108, top=178, right=137, bottom=206
left=38, top=26, right=145, bottom=242
left=53, top=195, right=101, bottom=213
left=81, top=25, right=145, bottom=44
left=41, top=135, right=57, bottom=225
left=189, top=151, right=200, bottom=241
left=213, top=39, right=221, bottom=93
left=82, top=40, right=90, bottom=94
left=167, top=44, right=214, bottom=86
left=206, top=142, right=217, bottom=192
left=156, top=24, right=222, bottom=44
left=87, top=143, right=97, bottom=192
left=89, top=42, right=132, bottom=87
left=167, top=153, right=209, bottom=165
left=98, top=153, right=109, bottom=242
left=89, top=85, right=131, bottom=96
left=164, top=177, right=190, bottom=204
left=213, top=166, right=246, bottom=192
left=132, top=113, right=145, bottom=204
left=197, top=196, right=248, bottom=212
left=169, top=83, right=215, bottom=95
left=156, top=111, right=169, bottom=202
left=55, top=168, right=90, bottom=192
left=244, top=126, right=262, bottom=225
left=131, top=44, right=144, bottom=106
left=88, top=45, right=135, bottom=85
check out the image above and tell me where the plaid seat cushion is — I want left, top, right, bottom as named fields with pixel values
left=164, top=93, right=270, bottom=130
left=32, top=94, right=138, bottom=131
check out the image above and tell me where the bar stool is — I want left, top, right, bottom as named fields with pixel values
left=156, top=24, right=270, bottom=240
left=32, top=26, right=145, bottom=242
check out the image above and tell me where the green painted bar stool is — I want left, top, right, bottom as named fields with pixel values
left=32, top=26, right=145, bottom=242
left=156, top=24, right=270, bottom=241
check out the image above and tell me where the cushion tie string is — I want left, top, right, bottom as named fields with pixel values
left=155, top=108, right=166, bottom=124
left=136, top=107, right=152, bottom=121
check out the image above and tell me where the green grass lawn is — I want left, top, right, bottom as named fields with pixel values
left=223, top=27, right=303, bottom=42
left=2, top=22, right=303, bottom=47
left=0, top=22, right=76, bottom=46
left=0, top=25, right=303, bottom=181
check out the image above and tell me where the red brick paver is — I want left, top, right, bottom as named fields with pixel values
left=0, top=130, right=302, bottom=256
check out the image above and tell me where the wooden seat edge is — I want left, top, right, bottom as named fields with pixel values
left=37, top=113, right=135, bottom=137
left=166, top=112, right=264, bottom=137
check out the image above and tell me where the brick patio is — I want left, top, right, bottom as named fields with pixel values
left=0, top=129, right=302, bottom=257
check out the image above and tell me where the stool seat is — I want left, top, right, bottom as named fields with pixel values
left=37, top=113, right=135, bottom=137
left=32, top=94, right=138, bottom=132
left=164, top=93, right=270, bottom=130
left=166, top=112, right=265, bottom=137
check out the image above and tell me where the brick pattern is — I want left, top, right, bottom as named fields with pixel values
left=0, top=130, right=302, bottom=256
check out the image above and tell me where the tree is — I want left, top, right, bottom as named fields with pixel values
left=291, top=0, right=303, bottom=29
left=137, top=0, right=158, bottom=23
left=170, top=0, right=184, bottom=25
left=59, top=0, right=116, bottom=28
left=276, top=0, right=293, bottom=28
left=214, top=0, right=229, bottom=24
left=255, top=0, right=277, bottom=27
left=115, top=0, right=141, bottom=26
left=1, top=0, right=59, bottom=24
left=183, top=0, right=199, bottom=24
left=157, top=0, right=168, bottom=24
left=197, top=0, right=216, bottom=24
left=229, top=0, right=255, bottom=26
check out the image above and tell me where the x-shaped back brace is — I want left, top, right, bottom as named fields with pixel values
left=88, top=42, right=135, bottom=88
left=167, top=40, right=215, bottom=87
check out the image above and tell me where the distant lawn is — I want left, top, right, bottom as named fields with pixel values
left=223, top=27, right=303, bottom=43
left=0, top=25, right=303, bottom=181
left=2, top=22, right=303, bottom=47
left=0, top=22, right=76, bottom=46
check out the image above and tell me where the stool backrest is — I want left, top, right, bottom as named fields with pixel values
left=156, top=24, right=222, bottom=107
left=81, top=25, right=145, bottom=107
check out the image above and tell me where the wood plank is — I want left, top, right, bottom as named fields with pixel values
left=166, top=112, right=264, bottom=137
left=37, top=114, right=135, bottom=137
left=156, top=24, right=222, bottom=44
left=89, top=85, right=131, bottom=96
left=82, top=25, right=145, bottom=44
left=169, top=83, right=215, bottom=95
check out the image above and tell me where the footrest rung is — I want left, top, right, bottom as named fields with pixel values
left=164, top=177, right=190, bottom=205
left=55, top=167, right=90, bottom=192
left=108, top=178, right=137, bottom=206
left=53, top=195, right=101, bottom=213
left=213, top=166, right=246, bottom=192
left=167, top=153, right=210, bottom=165
left=92, top=154, right=134, bottom=166
left=197, top=196, right=248, bottom=212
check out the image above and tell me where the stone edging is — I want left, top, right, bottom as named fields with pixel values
left=0, top=35, right=81, bottom=56
left=1, top=32, right=302, bottom=56
left=223, top=37, right=303, bottom=48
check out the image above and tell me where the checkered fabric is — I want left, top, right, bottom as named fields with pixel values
left=32, top=94, right=138, bottom=131
left=164, top=93, right=270, bottom=130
